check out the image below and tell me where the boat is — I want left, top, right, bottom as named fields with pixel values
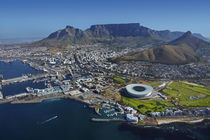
left=41, top=116, right=58, bottom=124
left=26, top=87, right=34, bottom=93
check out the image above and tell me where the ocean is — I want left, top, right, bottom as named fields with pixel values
left=0, top=60, right=42, bottom=79
left=0, top=60, right=210, bottom=140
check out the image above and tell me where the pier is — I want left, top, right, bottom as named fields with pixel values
left=0, top=91, right=3, bottom=99
left=1, top=73, right=49, bottom=85
left=91, top=118, right=126, bottom=122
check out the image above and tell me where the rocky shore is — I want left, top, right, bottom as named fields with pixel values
left=156, top=117, right=210, bottom=125
left=91, top=118, right=126, bottom=122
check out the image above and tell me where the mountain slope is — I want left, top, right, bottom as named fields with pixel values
left=112, top=31, right=210, bottom=64
left=193, top=33, right=210, bottom=43
left=32, top=26, right=92, bottom=48
left=29, top=23, right=187, bottom=48
left=29, top=23, right=210, bottom=49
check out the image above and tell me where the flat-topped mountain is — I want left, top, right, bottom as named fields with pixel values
left=112, top=31, right=210, bottom=64
left=29, top=23, right=210, bottom=52
left=30, top=23, right=194, bottom=48
left=89, top=23, right=143, bottom=37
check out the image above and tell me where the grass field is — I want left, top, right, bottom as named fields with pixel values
left=121, top=96, right=173, bottom=114
left=113, top=77, right=126, bottom=83
left=163, top=82, right=210, bottom=100
left=145, top=80, right=162, bottom=87
left=163, top=81, right=210, bottom=107
left=151, top=83, right=161, bottom=87
left=179, top=97, right=210, bottom=107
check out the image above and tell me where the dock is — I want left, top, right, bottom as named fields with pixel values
left=0, top=91, right=3, bottom=99
left=1, top=73, right=49, bottom=85
left=91, top=118, right=126, bottom=122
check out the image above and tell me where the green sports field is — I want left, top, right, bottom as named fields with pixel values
left=163, top=81, right=210, bottom=107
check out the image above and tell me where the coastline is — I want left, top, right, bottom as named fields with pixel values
left=156, top=116, right=210, bottom=125
left=10, top=94, right=91, bottom=106
left=10, top=94, right=69, bottom=104
left=91, top=118, right=126, bottom=122
left=0, top=92, right=210, bottom=127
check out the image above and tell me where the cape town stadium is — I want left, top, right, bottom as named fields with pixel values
left=125, top=84, right=153, bottom=98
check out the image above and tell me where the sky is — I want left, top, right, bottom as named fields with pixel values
left=0, top=0, right=210, bottom=40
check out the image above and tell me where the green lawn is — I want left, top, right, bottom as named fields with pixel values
left=179, top=97, right=210, bottom=107
left=146, top=80, right=162, bottom=87
left=113, top=77, right=126, bottom=83
left=163, top=81, right=210, bottom=107
left=121, top=96, right=173, bottom=114
left=151, top=83, right=161, bottom=87
left=163, top=82, right=210, bottom=100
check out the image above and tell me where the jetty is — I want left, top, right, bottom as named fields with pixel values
left=91, top=118, right=126, bottom=122
left=1, top=73, right=49, bottom=85
left=0, top=91, right=3, bottom=99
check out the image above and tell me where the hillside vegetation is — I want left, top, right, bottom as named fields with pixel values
left=112, top=31, right=210, bottom=64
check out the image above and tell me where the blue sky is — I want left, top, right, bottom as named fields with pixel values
left=0, top=0, right=210, bottom=39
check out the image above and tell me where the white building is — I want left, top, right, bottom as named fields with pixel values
left=126, top=114, right=138, bottom=123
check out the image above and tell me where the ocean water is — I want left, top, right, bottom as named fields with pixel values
left=0, top=60, right=42, bottom=79
left=1, top=80, right=46, bottom=96
left=0, top=60, right=210, bottom=140
left=0, top=99, right=210, bottom=140
left=0, top=99, right=141, bottom=140
left=0, top=60, right=45, bottom=97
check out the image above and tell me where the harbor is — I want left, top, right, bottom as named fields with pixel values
left=1, top=73, right=49, bottom=85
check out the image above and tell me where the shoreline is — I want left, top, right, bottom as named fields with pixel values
left=156, top=116, right=210, bottom=125
left=0, top=93, right=210, bottom=127
left=9, top=94, right=91, bottom=105
left=91, top=118, right=126, bottom=122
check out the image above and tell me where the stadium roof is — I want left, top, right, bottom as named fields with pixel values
left=126, top=84, right=153, bottom=97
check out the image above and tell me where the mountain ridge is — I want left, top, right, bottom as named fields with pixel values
left=28, top=23, right=210, bottom=51
left=29, top=23, right=197, bottom=48
left=112, top=31, right=210, bottom=65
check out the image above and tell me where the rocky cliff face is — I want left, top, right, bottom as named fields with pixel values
left=88, top=23, right=182, bottom=40
left=45, top=23, right=186, bottom=42
left=30, top=23, right=209, bottom=48
left=47, top=25, right=90, bottom=40
left=89, top=23, right=145, bottom=37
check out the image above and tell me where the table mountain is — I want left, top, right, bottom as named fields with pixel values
left=29, top=23, right=189, bottom=48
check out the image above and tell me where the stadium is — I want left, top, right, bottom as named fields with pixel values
left=125, top=84, right=153, bottom=98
